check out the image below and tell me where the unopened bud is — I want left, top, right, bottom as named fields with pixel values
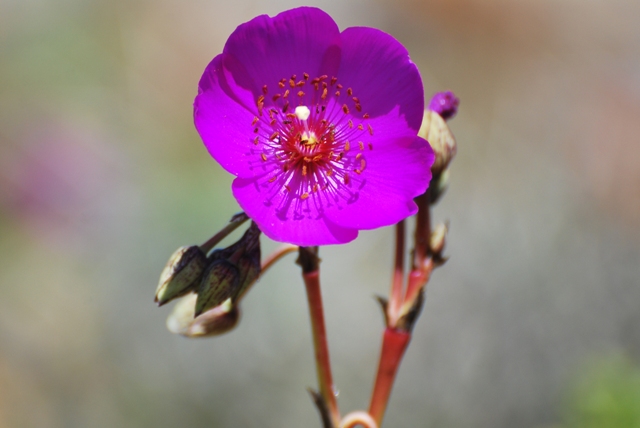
left=195, top=259, right=240, bottom=317
left=430, top=223, right=448, bottom=255
left=155, top=246, right=207, bottom=306
left=428, top=91, right=459, bottom=120
left=167, top=293, right=240, bottom=337
left=419, top=110, right=457, bottom=176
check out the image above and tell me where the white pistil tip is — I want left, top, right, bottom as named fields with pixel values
left=295, top=105, right=311, bottom=121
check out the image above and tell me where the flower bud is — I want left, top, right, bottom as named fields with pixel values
left=166, top=293, right=240, bottom=337
left=430, top=222, right=448, bottom=255
left=155, top=245, right=207, bottom=306
left=428, top=91, right=459, bottom=120
left=195, top=259, right=240, bottom=317
left=419, top=110, right=457, bottom=176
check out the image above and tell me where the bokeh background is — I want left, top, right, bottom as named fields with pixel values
left=1, top=0, right=639, bottom=427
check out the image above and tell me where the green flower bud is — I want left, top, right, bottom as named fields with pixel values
left=419, top=110, right=457, bottom=176
left=155, top=246, right=206, bottom=306
left=195, top=259, right=240, bottom=317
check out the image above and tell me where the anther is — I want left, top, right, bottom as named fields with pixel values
left=360, top=159, right=366, bottom=171
left=342, top=104, right=349, bottom=114
left=253, top=127, right=259, bottom=133
left=269, top=119, right=276, bottom=126
left=336, top=84, right=343, bottom=89
left=363, top=113, right=370, bottom=119
left=252, top=116, right=259, bottom=125
left=289, top=79, right=295, bottom=88
left=272, top=94, right=281, bottom=101
left=302, top=165, right=307, bottom=176
left=297, top=81, right=305, bottom=87
left=253, top=137, right=259, bottom=145
left=319, top=75, right=328, bottom=81
left=348, top=120, right=354, bottom=128
left=356, top=153, right=362, bottom=160
left=301, top=192, right=309, bottom=200
left=278, top=80, right=286, bottom=88
left=344, top=141, right=350, bottom=151
left=310, top=78, right=320, bottom=85
left=347, top=88, right=353, bottom=96
left=261, top=153, right=267, bottom=162
left=312, top=155, right=323, bottom=162
left=352, top=97, right=359, bottom=104
left=321, top=88, right=328, bottom=100
left=303, top=72, right=310, bottom=80
left=355, top=104, right=362, bottom=112
left=283, top=120, right=292, bottom=125
left=269, top=132, right=278, bottom=141
left=262, top=85, right=268, bottom=94
left=330, top=77, right=338, bottom=85
left=335, top=91, right=341, bottom=97
left=283, top=101, right=289, bottom=112
left=368, top=124, right=374, bottom=135
left=283, top=90, right=289, bottom=98
left=268, top=176, right=277, bottom=183
left=313, top=183, right=319, bottom=192
left=359, top=141, right=364, bottom=151
left=322, top=82, right=328, bottom=89
left=297, top=91, right=305, bottom=97
left=368, top=142, right=373, bottom=150
left=357, top=124, right=364, bottom=131
left=344, top=173, right=350, bottom=185
left=284, top=184, right=291, bottom=192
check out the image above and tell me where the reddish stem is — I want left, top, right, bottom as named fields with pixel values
left=388, top=220, right=405, bottom=327
left=368, top=328, right=411, bottom=425
left=303, top=270, right=341, bottom=427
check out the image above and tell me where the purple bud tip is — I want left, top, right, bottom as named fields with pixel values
left=428, top=91, right=459, bottom=120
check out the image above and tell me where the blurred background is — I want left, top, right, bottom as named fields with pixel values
left=1, top=0, right=639, bottom=427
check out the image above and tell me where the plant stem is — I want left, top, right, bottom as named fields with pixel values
left=388, top=220, right=405, bottom=327
left=299, top=247, right=340, bottom=427
left=368, top=328, right=411, bottom=425
left=200, top=212, right=249, bottom=253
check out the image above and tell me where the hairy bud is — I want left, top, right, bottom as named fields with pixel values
left=419, top=110, right=457, bottom=176
left=155, top=246, right=206, bottom=306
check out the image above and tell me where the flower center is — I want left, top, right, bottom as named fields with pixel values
left=248, top=73, right=374, bottom=208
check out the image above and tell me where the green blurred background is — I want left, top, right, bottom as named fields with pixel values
left=1, top=0, right=639, bottom=427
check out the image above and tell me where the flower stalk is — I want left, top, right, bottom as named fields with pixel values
left=298, top=246, right=341, bottom=428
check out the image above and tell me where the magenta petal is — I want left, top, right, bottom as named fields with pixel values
left=324, top=136, right=434, bottom=230
left=232, top=177, right=358, bottom=246
left=336, top=27, right=424, bottom=131
left=194, top=54, right=263, bottom=178
left=223, top=7, right=341, bottom=93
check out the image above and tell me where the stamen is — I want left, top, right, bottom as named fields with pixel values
left=253, top=136, right=259, bottom=145
left=279, top=79, right=286, bottom=88
left=261, top=153, right=267, bottom=162
left=321, top=88, right=328, bottom=100
left=252, top=116, right=259, bottom=125
left=359, top=141, right=364, bottom=151
left=283, top=90, right=289, bottom=98
left=344, top=141, right=350, bottom=151
left=355, top=104, right=362, bottom=112
left=335, top=91, right=341, bottom=97
left=363, top=113, right=370, bottom=119
left=269, top=132, right=278, bottom=141
left=253, top=127, right=259, bottom=133
left=284, top=184, right=291, bottom=192
left=342, top=104, right=349, bottom=114
left=297, top=91, right=305, bottom=97
left=347, top=88, right=353, bottom=96
left=319, top=75, right=328, bottom=81
left=336, top=84, right=343, bottom=89
left=257, top=95, right=265, bottom=116
left=303, top=72, right=310, bottom=80
left=302, top=165, right=307, bottom=176
left=272, top=94, right=281, bottom=101
left=297, top=80, right=305, bottom=87
left=313, top=183, right=319, bottom=192
left=348, top=120, right=354, bottom=128
left=357, top=124, right=364, bottom=131
left=268, top=176, right=277, bottom=183
left=368, top=124, right=374, bottom=135
left=262, top=85, right=268, bottom=94
left=301, top=192, right=309, bottom=200
left=368, top=142, right=373, bottom=150
left=283, top=101, right=289, bottom=112
left=330, top=76, right=338, bottom=85
left=356, top=153, right=362, bottom=160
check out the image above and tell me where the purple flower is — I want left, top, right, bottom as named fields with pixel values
left=428, top=91, right=459, bottom=120
left=194, top=7, right=434, bottom=246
